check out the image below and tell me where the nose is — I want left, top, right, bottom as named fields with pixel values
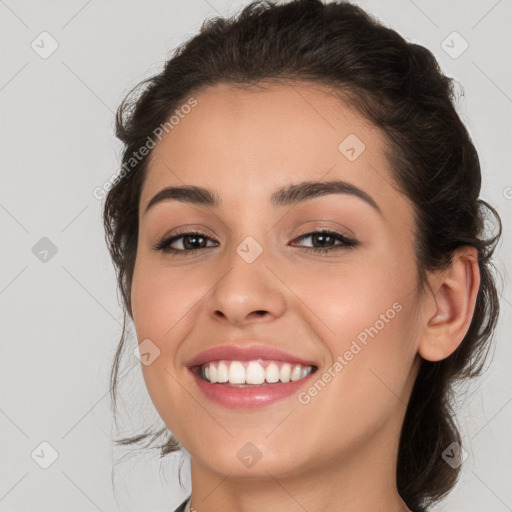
left=206, top=243, right=287, bottom=328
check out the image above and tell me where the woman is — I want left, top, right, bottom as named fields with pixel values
left=103, top=1, right=502, bottom=511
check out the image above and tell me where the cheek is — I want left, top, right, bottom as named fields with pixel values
left=327, top=274, right=419, bottom=415
left=306, top=246, right=420, bottom=388
left=130, top=259, right=204, bottom=435
left=297, top=298, right=419, bottom=450
left=301, top=249, right=416, bottom=337
left=131, top=257, right=202, bottom=343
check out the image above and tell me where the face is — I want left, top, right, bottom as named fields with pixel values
left=131, top=81, right=423, bottom=481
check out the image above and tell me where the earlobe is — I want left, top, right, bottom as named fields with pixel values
left=418, top=246, right=480, bottom=362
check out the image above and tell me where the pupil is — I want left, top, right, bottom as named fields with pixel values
left=315, top=233, right=333, bottom=247
left=184, top=235, right=205, bottom=250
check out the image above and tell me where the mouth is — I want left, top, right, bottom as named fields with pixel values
left=186, top=344, right=319, bottom=408
left=191, top=359, right=317, bottom=386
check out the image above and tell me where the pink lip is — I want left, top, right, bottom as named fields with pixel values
left=186, top=344, right=319, bottom=409
left=186, top=344, right=318, bottom=368
left=190, top=371, right=317, bottom=409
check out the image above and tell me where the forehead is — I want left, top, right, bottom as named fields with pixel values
left=140, top=81, right=408, bottom=220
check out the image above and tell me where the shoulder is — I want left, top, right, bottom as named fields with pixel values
left=173, top=496, right=191, bottom=512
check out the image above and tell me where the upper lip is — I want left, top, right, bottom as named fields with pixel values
left=186, top=343, right=318, bottom=368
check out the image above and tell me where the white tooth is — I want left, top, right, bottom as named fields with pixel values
left=229, top=361, right=246, bottom=384
left=205, top=360, right=312, bottom=385
left=290, top=364, right=302, bottom=381
left=209, top=363, right=218, bottom=383
left=300, top=366, right=312, bottom=378
left=217, top=361, right=229, bottom=383
left=280, top=363, right=291, bottom=383
left=246, top=361, right=266, bottom=384
left=265, top=362, right=280, bottom=383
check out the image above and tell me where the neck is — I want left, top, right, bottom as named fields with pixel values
left=187, top=411, right=411, bottom=512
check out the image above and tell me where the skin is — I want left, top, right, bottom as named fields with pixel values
left=130, top=81, right=480, bottom=512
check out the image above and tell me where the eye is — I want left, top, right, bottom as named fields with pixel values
left=153, top=228, right=358, bottom=256
left=153, top=231, right=218, bottom=255
left=291, top=228, right=358, bottom=253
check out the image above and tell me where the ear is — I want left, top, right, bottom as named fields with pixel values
left=418, top=246, right=480, bottom=362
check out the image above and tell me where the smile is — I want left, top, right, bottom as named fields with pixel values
left=199, top=359, right=315, bottom=386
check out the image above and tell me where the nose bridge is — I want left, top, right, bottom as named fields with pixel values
left=206, top=227, right=286, bottom=325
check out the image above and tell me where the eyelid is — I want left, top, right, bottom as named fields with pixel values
left=156, top=224, right=217, bottom=242
left=294, top=223, right=354, bottom=239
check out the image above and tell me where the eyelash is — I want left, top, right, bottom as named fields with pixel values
left=153, top=228, right=358, bottom=256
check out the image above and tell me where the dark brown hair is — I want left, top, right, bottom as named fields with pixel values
left=103, top=1, right=502, bottom=510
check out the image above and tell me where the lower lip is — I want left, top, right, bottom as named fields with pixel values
left=189, top=369, right=316, bottom=409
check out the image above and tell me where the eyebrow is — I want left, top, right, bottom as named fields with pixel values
left=144, top=179, right=382, bottom=216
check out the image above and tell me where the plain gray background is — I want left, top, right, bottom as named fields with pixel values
left=1, top=0, right=511, bottom=511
